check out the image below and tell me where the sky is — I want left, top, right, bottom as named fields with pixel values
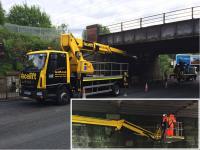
left=1, top=0, right=200, bottom=37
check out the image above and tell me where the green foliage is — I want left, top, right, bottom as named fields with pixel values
left=0, top=28, right=59, bottom=75
left=159, top=55, right=173, bottom=75
left=58, top=23, right=68, bottom=33
left=0, top=1, right=5, bottom=25
left=7, top=4, right=51, bottom=28
left=0, top=63, right=13, bottom=76
left=98, top=24, right=110, bottom=34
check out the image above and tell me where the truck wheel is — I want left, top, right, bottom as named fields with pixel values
left=112, top=84, right=120, bottom=96
left=57, top=87, right=70, bottom=105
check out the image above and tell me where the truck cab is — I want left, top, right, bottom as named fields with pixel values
left=20, top=50, right=71, bottom=104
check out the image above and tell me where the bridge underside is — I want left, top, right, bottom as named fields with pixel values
left=115, top=36, right=199, bottom=55
left=97, top=19, right=199, bottom=81
left=72, top=100, right=198, bottom=118
left=99, top=19, right=199, bottom=55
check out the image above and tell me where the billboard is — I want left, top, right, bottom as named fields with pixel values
left=190, top=55, right=200, bottom=65
left=176, top=54, right=200, bottom=65
left=176, top=54, right=190, bottom=65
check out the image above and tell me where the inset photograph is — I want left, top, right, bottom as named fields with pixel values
left=71, top=100, right=198, bottom=148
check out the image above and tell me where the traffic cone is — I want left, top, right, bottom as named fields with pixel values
left=124, top=91, right=127, bottom=97
left=164, top=81, right=168, bottom=88
left=145, top=82, right=148, bottom=92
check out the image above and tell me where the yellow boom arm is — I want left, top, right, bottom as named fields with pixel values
left=60, top=33, right=127, bottom=74
left=60, top=33, right=94, bottom=74
left=72, top=115, right=161, bottom=140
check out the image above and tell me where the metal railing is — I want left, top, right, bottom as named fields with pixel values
left=0, top=76, right=20, bottom=100
left=3, top=23, right=62, bottom=40
left=174, top=122, right=183, bottom=137
left=156, top=121, right=183, bottom=137
left=99, top=6, right=200, bottom=34
left=92, top=62, right=128, bottom=76
left=82, top=62, right=128, bottom=97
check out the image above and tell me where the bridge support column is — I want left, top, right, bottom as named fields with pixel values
left=86, top=24, right=100, bottom=42
left=151, top=56, right=162, bottom=81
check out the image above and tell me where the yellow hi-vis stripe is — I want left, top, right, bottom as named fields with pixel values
left=83, top=76, right=123, bottom=82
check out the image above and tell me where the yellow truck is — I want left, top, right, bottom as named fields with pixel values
left=19, top=33, right=129, bottom=104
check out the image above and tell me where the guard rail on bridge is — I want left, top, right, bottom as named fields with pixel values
left=99, top=6, right=200, bottom=34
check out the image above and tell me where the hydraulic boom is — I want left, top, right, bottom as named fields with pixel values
left=72, top=115, right=185, bottom=143
left=72, top=115, right=160, bottom=141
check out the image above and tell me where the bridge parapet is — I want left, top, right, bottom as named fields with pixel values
left=99, top=19, right=199, bottom=45
left=99, top=6, right=200, bottom=35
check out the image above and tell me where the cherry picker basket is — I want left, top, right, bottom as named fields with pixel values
left=155, top=121, right=184, bottom=143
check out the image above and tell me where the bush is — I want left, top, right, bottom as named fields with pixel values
left=159, top=55, right=173, bottom=76
left=0, top=28, right=59, bottom=75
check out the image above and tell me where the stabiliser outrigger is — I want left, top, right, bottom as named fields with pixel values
left=72, top=115, right=184, bottom=144
left=19, top=33, right=129, bottom=104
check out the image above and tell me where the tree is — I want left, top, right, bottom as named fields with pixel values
left=98, top=24, right=110, bottom=34
left=58, top=23, right=68, bottom=33
left=7, top=4, right=51, bottom=28
left=159, top=54, right=173, bottom=76
left=0, top=1, right=5, bottom=25
left=0, top=28, right=59, bottom=75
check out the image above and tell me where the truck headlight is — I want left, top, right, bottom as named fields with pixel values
left=36, top=92, right=43, bottom=96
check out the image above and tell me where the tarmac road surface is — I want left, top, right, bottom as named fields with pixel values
left=0, top=99, right=70, bottom=149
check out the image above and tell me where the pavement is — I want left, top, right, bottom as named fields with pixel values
left=0, top=99, right=70, bottom=149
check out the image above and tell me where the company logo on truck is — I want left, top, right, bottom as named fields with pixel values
left=20, top=73, right=37, bottom=80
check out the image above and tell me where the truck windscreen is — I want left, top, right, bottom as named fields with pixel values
left=28, top=53, right=47, bottom=70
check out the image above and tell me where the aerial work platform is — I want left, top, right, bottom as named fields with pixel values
left=72, top=115, right=184, bottom=143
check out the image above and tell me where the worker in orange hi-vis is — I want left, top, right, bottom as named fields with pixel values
left=161, top=114, right=168, bottom=140
left=166, top=114, right=176, bottom=136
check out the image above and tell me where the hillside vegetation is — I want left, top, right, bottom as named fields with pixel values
left=0, top=27, right=59, bottom=75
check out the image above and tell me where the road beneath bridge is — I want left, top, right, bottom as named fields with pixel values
left=89, top=75, right=199, bottom=98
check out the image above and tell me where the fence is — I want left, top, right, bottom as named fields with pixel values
left=0, top=75, right=20, bottom=100
left=92, top=62, right=129, bottom=76
left=3, top=23, right=62, bottom=41
left=100, top=6, right=200, bottom=34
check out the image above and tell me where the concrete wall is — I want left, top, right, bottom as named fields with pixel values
left=72, top=112, right=198, bottom=148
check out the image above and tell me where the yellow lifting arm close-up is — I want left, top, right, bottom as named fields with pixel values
left=72, top=115, right=185, bottom=143
left=72, top=115, right=160, bottom=140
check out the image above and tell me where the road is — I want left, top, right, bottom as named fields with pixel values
left=0, top=78, right=198, bottom=149
left=89, top=77, right=199, bottom=98
left=0, top=99, right=70, bottom=149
